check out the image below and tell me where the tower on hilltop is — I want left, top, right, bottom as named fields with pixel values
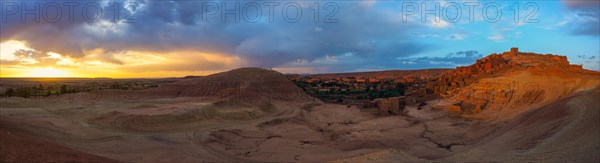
left=510, top=47, right=519, bottom=56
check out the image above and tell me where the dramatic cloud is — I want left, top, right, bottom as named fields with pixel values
left=1, top=0, right=599, bottom=76
left=576, top=54, right=600, bottom=71
left=10, top=49, right=61, bottom=66
left=449, top=50, right=481, bottom=58
left=563, top=0, right=600, bottom=9
left=395, top=50, right=483, bottom=69
left=561, top=0, right=600, bottom=36
left=0, top=0, right=430, bottom=70
left=578, top=55, right=597, bottom=60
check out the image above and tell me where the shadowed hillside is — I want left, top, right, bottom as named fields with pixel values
left=149, top=68, right=313, bottom=102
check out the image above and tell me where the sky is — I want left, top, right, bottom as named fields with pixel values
left=0, top=0, right=598, bottom=78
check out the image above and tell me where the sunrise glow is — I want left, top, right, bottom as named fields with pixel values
left=21, top=67, right=72, bottom=78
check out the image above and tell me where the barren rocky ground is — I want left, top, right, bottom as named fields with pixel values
left=1, top=68, right=599, bottom=162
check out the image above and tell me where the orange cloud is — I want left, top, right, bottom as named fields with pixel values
left=1, top=40, right=243, bottom=78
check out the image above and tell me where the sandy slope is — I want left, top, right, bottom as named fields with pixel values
left=0, top=120, right=115, bottom=162
left=339, top=87, right=599, bottom=162
left=447, top=87, right=600, bottom=162
left=434, top=69, right=600, bottom=120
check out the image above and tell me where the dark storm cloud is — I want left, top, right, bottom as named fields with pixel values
left=563, top=0, right=600, bottom=9
left=562, top=0, right=600, bottom=36
left=124, top=58, right=229, bottom=73
left=578, top=55, right=593, bottom=59
left=11, top=49, right=60, bottom=66
left=447, top=50, right=480, bottom=58
left=0, top=0, right=428, bottom=69
left=395, top=50, right=483, bottom=69
left=0, top=0, right=107, bottom=57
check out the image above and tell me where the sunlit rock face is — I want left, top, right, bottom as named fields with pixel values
left=429, top=49, right=600, bottom=117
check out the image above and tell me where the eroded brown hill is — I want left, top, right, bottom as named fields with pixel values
left=93, top=67, right=313, bottom=103
left=429, top=48, right=600, bottom=119
left=166, top=67, right=312, bottom=102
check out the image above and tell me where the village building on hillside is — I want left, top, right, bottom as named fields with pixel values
left=375, top=96, right=405, bottom=114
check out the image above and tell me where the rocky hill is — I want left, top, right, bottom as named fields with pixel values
left=429, top=48, right=600, bottom=118
left=451, top=47, right=589, bottom=76
left=87, top=68, right=316, bottom=132
left=157, top=67, right=313, bottom=103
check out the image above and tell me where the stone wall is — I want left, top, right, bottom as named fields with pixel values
left=376, top=97, right=404, bottom=113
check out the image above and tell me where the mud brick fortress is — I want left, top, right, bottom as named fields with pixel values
left=397, top=48, right=585, bottom=111
left=342, top=48, right=585, bottom=114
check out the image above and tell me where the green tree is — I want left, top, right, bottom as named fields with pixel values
left=390, top=89, right=400, bottom=97
left=395, top=83, right=406, bottom=95
left=368, top=89, right=378, bottom=100
left=60, top=84, right=68, bottom=94
left=382, top=89, right=391, bottom=98
left=4, top=88, right=15, bottom=97
left=15, top=87, right=30, bottom=98
left=357, top=95, right=364, bottom=100
left=46, top=90, right=52, bottom=96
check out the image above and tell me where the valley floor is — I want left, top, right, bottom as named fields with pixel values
left=1, top=88, right=599, bottom=162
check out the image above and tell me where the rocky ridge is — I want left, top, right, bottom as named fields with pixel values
left=426, top=48, right=600, bottom=116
